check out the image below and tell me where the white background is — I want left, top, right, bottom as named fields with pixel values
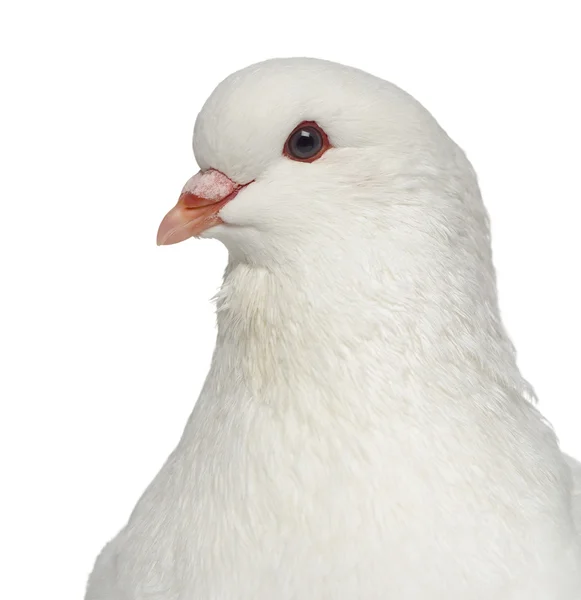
left=1, top=1, right=579, bottom=598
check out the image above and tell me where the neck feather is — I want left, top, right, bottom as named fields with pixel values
left=211, top=241, right=530, bottom=414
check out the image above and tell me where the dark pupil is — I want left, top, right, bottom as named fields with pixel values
left=291, top=128, right=321, bottom=158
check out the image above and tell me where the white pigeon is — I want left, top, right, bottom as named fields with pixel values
left=86, top=58, right=581, bottom=599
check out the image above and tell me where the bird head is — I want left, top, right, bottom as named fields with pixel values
left=157, top=58, right=487, bottom=272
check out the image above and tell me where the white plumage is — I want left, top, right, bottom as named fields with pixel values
left=86, top=58, right=581, bottom=599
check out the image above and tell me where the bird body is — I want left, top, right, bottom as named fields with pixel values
left=86, top=58, right=581, bottom=599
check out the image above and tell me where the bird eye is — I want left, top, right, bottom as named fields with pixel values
left=283, top=121, right=330, bottom=162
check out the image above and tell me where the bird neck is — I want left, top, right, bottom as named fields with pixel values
left=210, top=250, right=528, bottom=413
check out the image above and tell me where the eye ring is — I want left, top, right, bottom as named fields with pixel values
left=283, top=121, right=331, bottom=163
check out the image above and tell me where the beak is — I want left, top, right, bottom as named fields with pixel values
left=157, top=169, right=242, bottom=245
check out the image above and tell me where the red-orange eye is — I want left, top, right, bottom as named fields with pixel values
left=283, top=121, right=331, bottom=162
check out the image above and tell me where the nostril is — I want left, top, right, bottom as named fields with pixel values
left=180, top=169, right=240, bottom=202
